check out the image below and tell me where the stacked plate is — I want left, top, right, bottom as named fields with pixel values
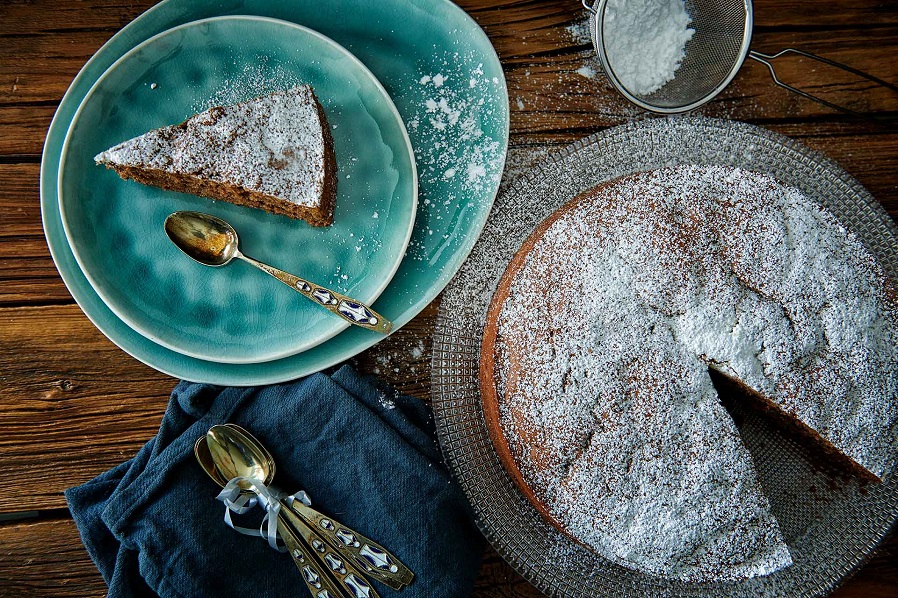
left=42, top=0, right=509, bottom=385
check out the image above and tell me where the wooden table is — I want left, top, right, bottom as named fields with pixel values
left=1, top=0, right=896, bottom=595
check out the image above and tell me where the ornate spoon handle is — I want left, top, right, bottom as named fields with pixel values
left=279, top=503, right=381, bottom=598
left=285, top=500, right=414, bottom=590
left=237, top=253, right=392, bottom=334
left=278, top=518, right=345, bottom=598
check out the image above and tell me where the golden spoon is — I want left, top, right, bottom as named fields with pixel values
left=165, top=211, right=392, bottom=334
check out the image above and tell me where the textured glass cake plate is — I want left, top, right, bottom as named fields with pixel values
left=432, top=117, right=898, bottom=597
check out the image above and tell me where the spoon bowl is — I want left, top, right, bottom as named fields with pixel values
left=223, top=423, right=276, bottom=470
left=206, top=425, right=275, bottom=490
left=164, top=211, right=238, bottom=267
left=194, top=436, right=231, bottom=488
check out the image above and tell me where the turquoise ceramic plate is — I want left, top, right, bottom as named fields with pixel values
left=41, top=0, right=509, bottom=384
left=58, top=16, right=417, bottom=364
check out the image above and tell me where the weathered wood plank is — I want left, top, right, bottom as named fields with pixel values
left=0, top=238, right=74, bottom=306
left=0, top=31, right=120, bottom=105
left=0, top=273, right=75, bottom=305
left=0, top=0, right=154, bottom=36
left=0, top=164, right=75, bottom=305
left=0, top=105, right=54, bottom=156
left=0, top=300, right=437, bottom=513
left=0, top=164, right=41, bottom=236
left=1, top=0, right=896, bottom=39
left=0, top=305, right=172, bottom=513
left=0, top=518, right=894, bottom=597
left=0, top=518, right=108, bottom=597
left=1, top=17, right=896, bottom=127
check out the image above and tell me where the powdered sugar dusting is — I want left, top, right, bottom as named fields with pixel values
left=575, top=65, right=596, bottom=79
left=564, top=18, right=641, bottom=118
left=191, top=56, right=304, bottom=112
left=604, top=0, right=695, bottom=96
left=566, top=17, right=593, bottom=47
left=489, top=165, right=898, bottom=581
left=404, top=53, right=506, bottom=264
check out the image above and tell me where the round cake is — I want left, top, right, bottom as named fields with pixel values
left=479, top=165, right=898, bottom=583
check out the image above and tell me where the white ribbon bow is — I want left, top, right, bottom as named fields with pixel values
left=215, top=476, right=311, bottom=552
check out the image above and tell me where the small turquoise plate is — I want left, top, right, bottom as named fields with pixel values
left=41, top=0, right=509, bottom=384
left=58, top=16, right=417, bottom=364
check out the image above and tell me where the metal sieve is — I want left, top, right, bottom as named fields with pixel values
left=582, top=0, right=898, bottom=115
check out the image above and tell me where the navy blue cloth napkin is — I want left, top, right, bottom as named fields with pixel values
left=65, top=366, right=484, bottom=597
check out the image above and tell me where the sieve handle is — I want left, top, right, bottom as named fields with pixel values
left=748, top=49, right=898, bottom=119
left=581, top=0, right=596, bottom=13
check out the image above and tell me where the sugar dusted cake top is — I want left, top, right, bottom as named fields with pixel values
left=95, top=86, right=329, bottom=208
left=482, top=165, right=898, bottom=582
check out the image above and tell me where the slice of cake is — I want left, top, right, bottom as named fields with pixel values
left=95, top=86, right=337, bottom=226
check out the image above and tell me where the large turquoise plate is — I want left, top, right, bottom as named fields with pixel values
left=59, top=16, right=417, bottom=364
left=41, top=0, right=508, bottom=384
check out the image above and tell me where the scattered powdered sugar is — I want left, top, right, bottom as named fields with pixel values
left=377, top=389, right=397, bottom=411
left=566, top=18, right=603, bottom=83
left=409, top=340, right=425, bottom=360
left=566, top=17, right=593, bottom=46
left=603, top=0, right=695, bottom=95
left=366, top=338, right=428, bottom=382
left=190, top=56, right=304, bottom=113
left=488, top=165, right=898, bottom=581
left=403, top=53, right=506, bottom=263
left=574, top=65, right=596, bottom=79
left=563, top=17, right=643, bottom=119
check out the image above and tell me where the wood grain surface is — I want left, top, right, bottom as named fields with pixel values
left=0, top=0, right=896, bottom=596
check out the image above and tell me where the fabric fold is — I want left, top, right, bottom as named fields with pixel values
left=66, top=366, right=484, bottom=597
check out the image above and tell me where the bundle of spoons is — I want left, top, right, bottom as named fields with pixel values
left=194, top=424, right=413, bottom=598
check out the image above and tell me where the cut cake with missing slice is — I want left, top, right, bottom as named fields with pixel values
left=94, top=86, right=337, bottom=226
left=479, top=165, right=898, bottom=583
